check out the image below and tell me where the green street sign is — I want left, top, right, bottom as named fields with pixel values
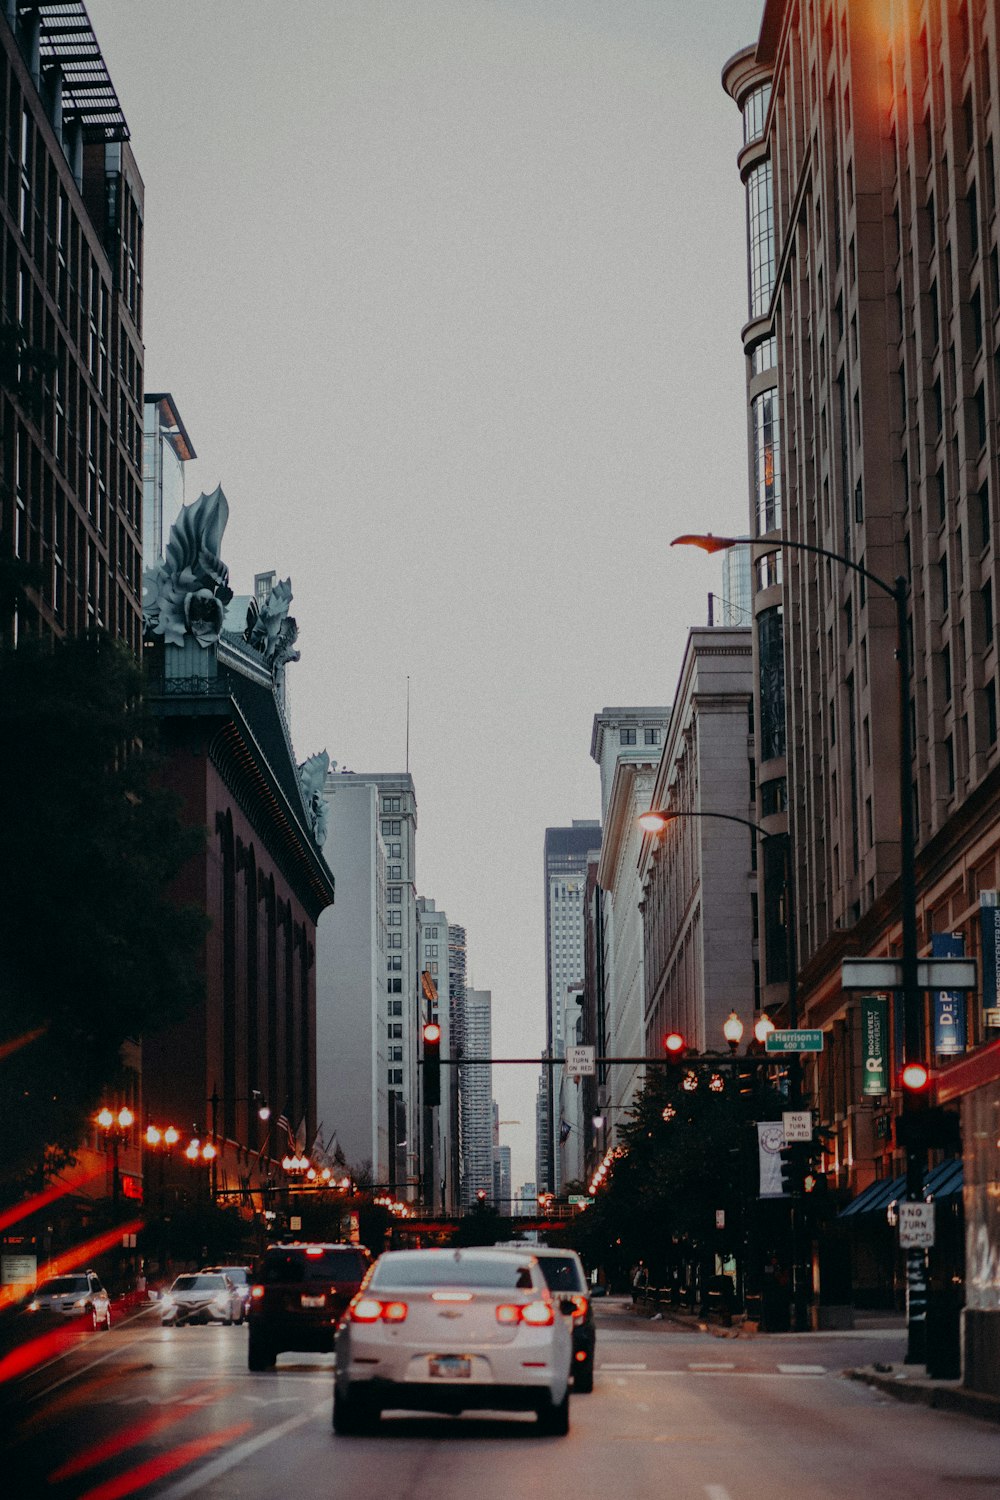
left=765, top=1029, right=824, bottom=1053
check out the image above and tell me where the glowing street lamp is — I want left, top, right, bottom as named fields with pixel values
left=723, top=1011, right=745, bottom=1053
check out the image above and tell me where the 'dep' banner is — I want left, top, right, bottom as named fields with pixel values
left=932, top=931, right=966, bottom=1056
left=861, top=994, right=888, bottom=1096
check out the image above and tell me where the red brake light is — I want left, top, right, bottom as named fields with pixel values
left=250, top=1285, right=264, bottom=1299
left=496, top=1301, right=554, bottom=1326
left=567, top=1294, right=589, bottom=1321
left=305, top=1247, right=324, bottom=1257
left=348, top=1296, right=408, bottom=1323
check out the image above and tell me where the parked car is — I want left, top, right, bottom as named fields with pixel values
left=247, top=1242, right=372, bottom=1370
left=25, top=1272, right=111, bottom=1330
left=333, top=1247, right=573, bottom=1435
left=495, top=1244, right=595, bottom=1391
left=160, top=1272, right=244, bottom=1327
left=202, top=1265, right=253, bottom=1319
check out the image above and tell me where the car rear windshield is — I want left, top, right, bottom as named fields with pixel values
left=260, top=1249, right=368, bottom=1284
left=535, top=1257, right=586, bottom=1292
left=173, top=1275, right=224, bottom=1291
left=37, top=1276, right=89, bottom=1295
left=370, top=1255, right=536, bottom=1290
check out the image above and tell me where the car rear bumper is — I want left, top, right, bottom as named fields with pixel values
left=338, top=1376, right=560, bottom=1415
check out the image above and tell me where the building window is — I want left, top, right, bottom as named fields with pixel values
left=389, top=1023, right=402, bottom=1039
left=388, top=977, right=402, bottom=994
left=644, top=728, right=660, bottom=745
left=620, top=727, right=637, bottom=745
left=388, top=887, right=402, bottom=903
left=742, top=82, right=771, bottom=146
left=389, top=1000, right=403, bottom=1016
left=757, top=605, right=786, bottom=759
left=388, top=910, right=401, bottom=926
left=983, top=579, right=994, bottom=646
left=381, top=819, right=401, bottom=837
left=387, top=865, right=401, bottom=880
left=383, top=796, right=401, bottom=813
left=389, top=1046, right=403, bottom=1063
left=388, top=933, right=401, bottom=949
left=387, top=955, right=402, bottom=972
left=746, top=159, right=775, bottom=317
left=389, top=1069, right=403, bottom=1085
left=751, top=335, right=777, bottom=375
left=987, top=681, right=997, bottom=745
left=752, top=389, right=782, bottom=534
left=388, top=843, right=401, bottom=859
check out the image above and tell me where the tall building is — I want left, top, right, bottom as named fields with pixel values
left=417, top=896, right=451, bottom=1211
left=142, top=490, right=335, bottom=1210
left=327, top=771, right=419, bottom=1198
left=2, top=3, right=144, bottom=650
left=590, top=709, right=671, bottom=1147
left=462, top=986, right=493, bottom=1207
left=315, top=776, right=389, bottom=1188
left=540, top=821, right=601, bottom=1193
left=142, top=393, right=194, bottom=567
left=723, top=39, right=790, bottom=1023
left=448, top=922, right=468, bottom=1210
left=639, top=629, right=755, bottom=1052
left=725, top=1, right=1000, bottom=1387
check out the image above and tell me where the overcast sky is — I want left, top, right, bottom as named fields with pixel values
left=88, top=0, right=765, bottom=1190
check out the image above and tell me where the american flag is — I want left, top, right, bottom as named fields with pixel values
left=276, top=1111, right=293, bottom=1148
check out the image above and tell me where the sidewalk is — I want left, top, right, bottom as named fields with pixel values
left=621, top=1297, right=1000, bottom=1424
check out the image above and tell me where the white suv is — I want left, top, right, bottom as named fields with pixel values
left=333, top=1248, right=573, bottom=1435
left=27, top=1272, right=112, bottom=1329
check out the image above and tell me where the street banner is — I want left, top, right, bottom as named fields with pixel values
left=980, top=893, right=1000, bottom=1028
left=757, top=1120, right=786, bottom=1198
left=861, top=994, right=889, bottom=1096
left=932, top=932, right=966, bottom=1056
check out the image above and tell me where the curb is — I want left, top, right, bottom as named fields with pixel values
left=848, top=1366, right=1000, bottom=1424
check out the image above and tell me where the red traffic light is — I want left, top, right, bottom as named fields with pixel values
left=901, top=1060, right=930, bottom=1092
left=423, top=1022, right=442, bottom=1045
left=663, top=1032, right=685, bottom=1057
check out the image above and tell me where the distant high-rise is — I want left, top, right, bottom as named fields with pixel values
left=448, top=923, right=467, bottom=1208
left=2, top=4, right=145, bottom=649
left=541, top=822, right=600, bottom=1193
left=326, top=771, right=419, bottom=1197
left=462, top=987, right=493, bottom=1207
left=417, top=896, right=451, bottom=1212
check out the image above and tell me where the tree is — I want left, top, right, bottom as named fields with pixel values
left=567, top=1065, right=787, bottom=1292
left=0, top=633, right=207, bottom=1200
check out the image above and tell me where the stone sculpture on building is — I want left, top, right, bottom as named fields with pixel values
left=244, top=577, right=301, bottom=671
left=298, top=750, right=331, bottom=846
left=142, top=485, right=233, bottom=649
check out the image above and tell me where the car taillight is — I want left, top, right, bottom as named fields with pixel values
left=567, top=1294, right=589, bottom=1321
left=250, top=1285, right=264, bottom=1299
left=348, top=1296, right=408, bottom=1323
left=495, top=1301, right=555, bottom=1326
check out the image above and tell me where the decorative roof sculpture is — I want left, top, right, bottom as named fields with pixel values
left=142, top=485, right=234, bottom=649
left=298, top=750, right=331, bottom=846
left=244, top=577, right=301, bottom=671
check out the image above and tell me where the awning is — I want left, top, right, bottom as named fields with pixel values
left=837, top=1158, right=963, bottom=1219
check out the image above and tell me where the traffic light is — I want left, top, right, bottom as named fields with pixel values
left=422, top=1021, right=441, bottom=1107
left=779, top=1143, right=802, bottom=1195
left=895, top=1106, right=961, bottom=1153
left=663, top=1031, right=686, bottom=1061
left=900, top=1059, right=931, bottom=1094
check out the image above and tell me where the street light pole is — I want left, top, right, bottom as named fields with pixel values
left=640, top=804, right=810, bottom=1329
left=673, top=532, right=927, bottom=1360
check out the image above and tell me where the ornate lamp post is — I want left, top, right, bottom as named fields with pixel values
left=97, top=1105, right=134, bottom=1208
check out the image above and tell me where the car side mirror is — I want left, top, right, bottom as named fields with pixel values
left=559, top=1298, right=576, bottom=1317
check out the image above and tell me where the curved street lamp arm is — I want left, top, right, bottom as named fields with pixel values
left=671, top=532, right=904, bottom=603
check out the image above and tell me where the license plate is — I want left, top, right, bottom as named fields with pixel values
left=300, top=1294, right=325, bottom=1308
left=429, top=1355, right=471, bottom=1379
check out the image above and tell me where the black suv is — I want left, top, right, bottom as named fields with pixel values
left=247, top=1242, right=372, bottom=1370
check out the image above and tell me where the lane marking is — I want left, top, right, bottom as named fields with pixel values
left=777, top=1364, right=826, bottom=1375
left=601, top=1362, right=648, bottom=1370
left=689, top=1362, right=735, bottom=1370
left=706, top=1488, right=734, bottom=1500
left=151, top=1402, right=325, bottom=1499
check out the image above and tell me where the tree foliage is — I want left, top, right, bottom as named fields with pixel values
left=0, top=633, right=207, bottom=1200
left=567, top=1064, right=788, bottom=1279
